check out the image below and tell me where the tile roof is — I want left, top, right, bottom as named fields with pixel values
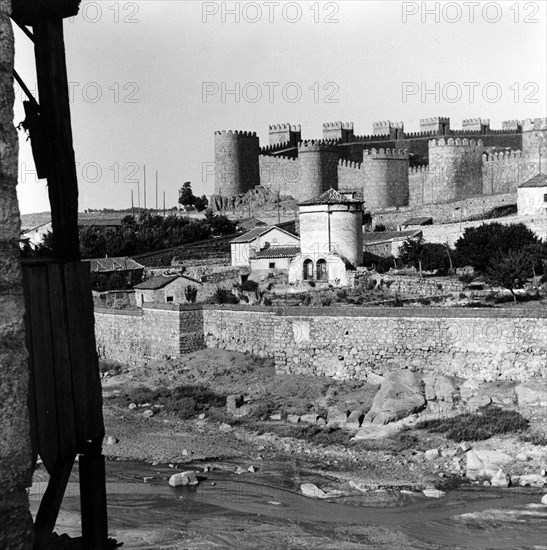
left=84, top=257, right=144, bottom=273
left=363, top=229, right=422, bottom=245
left=133, top=274, right=181, bottom=290
left=299, top=188, right=363, bottom=206
left=230, top=226, right=277, bottom=243
left=251, top=246, right=301, bottom=259
left=519, top=173, right=547, bottom=188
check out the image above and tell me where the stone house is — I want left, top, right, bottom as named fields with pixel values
left=363, top=229, right=423, bottom=258
left=230, top=225, right=300, bottom=266
left=134, top=274, right=202, bottom=306
left=249, top=245, right=301, bottom=279
left=517, top=174, right=547, bottom=216
left=84, top=256, right=144, bottom=290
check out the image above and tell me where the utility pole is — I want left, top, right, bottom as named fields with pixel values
left=143, top=165, right=147, bottom=210
left=163, top=191, right=166, bottom=218
left=155, top=170, right=158, bottom=211
left=277, top=188, right=280, bottom=224
left=131, top=189, right=134, bottom=216
left=137, top=180, right=140, bottom=209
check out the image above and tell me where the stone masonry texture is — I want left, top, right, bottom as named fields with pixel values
left=95, top=305, right=547, bottom=383
left=0, top=0, right=34, bottom=546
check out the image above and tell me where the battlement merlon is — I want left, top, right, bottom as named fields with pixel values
left=522, top=117, right=547, bottom=132
left=298, top=139, right=340, bottom=152
left=420, top=117, right=451, bottom=134
left=462, top=118, right=490, bottom=131
left=429, top=138, right=484, bottom=147
left=362, top=147, right=409, bottom=159
left=269, top=123, right=302, bottom=132
left=502, top=120, right=522, bottom=131
left=215, top=130, right=258, bottom=138
left=482, top=150, right=522, bottom=161
left=323, top=121, right=354, bottom=131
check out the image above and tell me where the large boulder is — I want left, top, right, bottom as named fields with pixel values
left=169, top=471, right=199, bottom=487
left=300, top=483, right=327, bottom=498
left=423, top=375, right=458, bottom=403
left=516, top=383, right=547, bottom=407
left=364, top=371, right=426, bottom=425
left=466, top=450, right=513, bottom=480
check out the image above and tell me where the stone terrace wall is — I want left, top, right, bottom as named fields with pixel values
left=94, top=304, right=547, bottom=382
left=95, top=304, right=203, bottom=364
left=271, top=308, right=546, bottom=382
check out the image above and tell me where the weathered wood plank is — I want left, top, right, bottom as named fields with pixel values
left=79, top=453, right=108, bottom=549
left=24, top=264, right=59, bottom=472
left=22, top=266, right=39, bottom=464
left=47, top=262, right=78, bottom=458
left=64, top=262, right=104, bottom=446
left=33, top=455, right=75, bottom=550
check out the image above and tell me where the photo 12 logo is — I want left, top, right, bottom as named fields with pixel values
left=401, top=2, right=541, bottom=24
left=202, top=2, right=340, bottom=23
left=67, top=1, right=140, bottom=23
left=202, top=82, right=339, bottom=104
left=401, top=82, right=541, bottom=104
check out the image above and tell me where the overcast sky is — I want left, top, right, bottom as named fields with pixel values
left=13, top=0, right=547, bottom=214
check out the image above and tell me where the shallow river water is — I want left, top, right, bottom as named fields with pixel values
left=30, top=460, right=547, bottom=550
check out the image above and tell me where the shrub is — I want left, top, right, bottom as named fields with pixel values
left=114, top=384, right=226, bottom=419
left=262, top=296, right=272, bottom=306
left=184, top=285, right=198, bottom=303
left=241, top=279, right=259, bottom=292
left=308, top=281, right=316, bottom=288
left=416, top=405, right=529, bottom=442
left=519, top=432, right=547, bottom=446
left=459, top=273, right=475, bottom=284
left=214, top=287, right=239, bottom=304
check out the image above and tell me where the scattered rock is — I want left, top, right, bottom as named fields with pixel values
left=128, top=403, right=137, bottom=410
left=491, top=469, right=510, bottom=488
left=105, top=436, right=119, bottom=446
left=345, top=410, right=364, bottom=429
left=181, top=449, right=189, bottom=456
left=364, top=371, right=426, bottom=425
left=143, top=477, right=153, bottom=483
left=268, top=501, right=281, bottom=506
left=541, top=494, right=547, bottom=506
left=353, top=423, right=401, bottom=441
left=467, top=394, right=491, bottom=410
left=516, top=452, right=529, bottom=462
left=142, top=409, right=154, bottom=418
left=300, top=483, right=327, bottom=498
left=203, top=465, right=211, bottom=472
left=226, top=394, right=245, bottom=413
left=247, top=465, right=257, bottom=473
left=518, top=474, right=545, bottom=487
left=198, top=413, right=206, bottom=420
left=483, top=480, right=491, bottom=487
left=300, top=413, right=319, bottom=424
left=441, top=448, right=457, bottom=458
left=169, top=471, right=198, bottom=487
left=516, top=383, right=547, bottom=407
left=422, top=489, right=445, bottom=498
left=541, top=469, right=547, bottom=477
left=219, top=423, right=233, bottom=433
left=424, top=449, right=440, bottom=461
left=235, top=466, right=246, bottom=475
left=459, top=442, right=472, bottom=452
left=269, top=413, right=282, bottom=421
left=287, top=414, right=301, bottom=424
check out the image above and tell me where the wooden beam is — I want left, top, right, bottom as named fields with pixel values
left=33, top=18, right=80, bottom=259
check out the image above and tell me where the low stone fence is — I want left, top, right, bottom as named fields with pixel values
left=94, top=304, right=547, bottom=381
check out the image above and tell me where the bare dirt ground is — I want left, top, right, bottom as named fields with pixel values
left=34, top=349, right=546, bottom=549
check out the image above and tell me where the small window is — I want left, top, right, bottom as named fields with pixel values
left=166, top=296, right=174, bottom=302
left=544, top=193, right=547, bottom=203
left=269, top=262, right=276, bottom=269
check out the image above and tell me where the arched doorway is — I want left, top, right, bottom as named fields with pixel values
left=303, top=259, right=314, bottom=280
left=316, top=259, right=328, bottom=281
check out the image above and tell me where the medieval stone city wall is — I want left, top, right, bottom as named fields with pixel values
left=373, top=192, right=517, bottom=229
left=95, top=304, right=546, bottom=382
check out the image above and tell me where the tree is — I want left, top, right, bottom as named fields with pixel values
left=194, top=194, right=209, bottom=212
left=399, top=237, right=453, bottom=276
left=178, top=181, right=195, bottom=207
left=486, top=250, right=535, bottom=303
left=454, top=222, right=541, bottom=273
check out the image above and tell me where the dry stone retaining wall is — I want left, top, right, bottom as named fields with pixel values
left=94, top=304, right=546, bottom=381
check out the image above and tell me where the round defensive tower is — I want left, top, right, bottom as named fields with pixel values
left=299, top=188, right=363, bottom=268
left=297, top=140, right=340, bottom=202
left=214, top=130, right=260, bottom=197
